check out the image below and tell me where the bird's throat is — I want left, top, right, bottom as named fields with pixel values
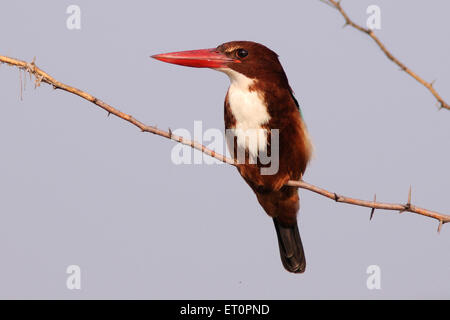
left=221, top=69, right=271, bottom=160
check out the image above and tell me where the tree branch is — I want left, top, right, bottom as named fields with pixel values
left=320, top=0, right=450, bottom=111
left=1, top=54, right=449, bottom=231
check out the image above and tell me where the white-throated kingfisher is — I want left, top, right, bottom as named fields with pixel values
left=152, top=41, right=313, bottom=273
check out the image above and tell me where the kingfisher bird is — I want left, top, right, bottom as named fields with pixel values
left=152, top=41, right=313, bottom=273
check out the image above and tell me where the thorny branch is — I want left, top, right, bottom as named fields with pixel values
left=320, top=0, right=450, bottom=111
left=1, top=55, right=449, bottom=231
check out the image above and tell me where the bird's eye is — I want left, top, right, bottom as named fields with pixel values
left=236, top=49, right=248, bottom=58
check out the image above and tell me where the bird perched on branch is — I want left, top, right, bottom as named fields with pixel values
left=152, top=41, right=313, bottom=273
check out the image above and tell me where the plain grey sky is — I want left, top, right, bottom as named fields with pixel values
left=1, top=0, right=449, bottom=299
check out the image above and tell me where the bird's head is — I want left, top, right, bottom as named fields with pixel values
left=151, top=41, right=288, bottom=85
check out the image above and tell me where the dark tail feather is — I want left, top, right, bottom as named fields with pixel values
left=273, top=218, right=306, bottom=273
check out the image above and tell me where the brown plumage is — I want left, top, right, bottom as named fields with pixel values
left=152, top=41, right=313, bottom=273
left=221, top=41, right=312, bottom=273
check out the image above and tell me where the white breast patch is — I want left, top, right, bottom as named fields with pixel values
left=219, top=68, right=271, bottom=161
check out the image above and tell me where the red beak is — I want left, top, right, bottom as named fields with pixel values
left=151, top=48, right=239, bottom=69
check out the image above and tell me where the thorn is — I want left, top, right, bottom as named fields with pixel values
left=107, top=112, right=111, bottom=117
left=369, top=209, right=375, bottom=220
left=333, top=193, right=339, bottom=202
left=438, top=220, right=443, bottom=234
left=407, top=185, right=412, bottom=207
left=19, top=69, right=23, bottom=101
left=370, top=194, right=376, bottom=220
left=168, top=128, right=172, bottom=139
left=430, top=79, right=436, bottom=87
left=400, top=186, right=412, bottom=213
left=342, top=21, right=349, bottom=28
